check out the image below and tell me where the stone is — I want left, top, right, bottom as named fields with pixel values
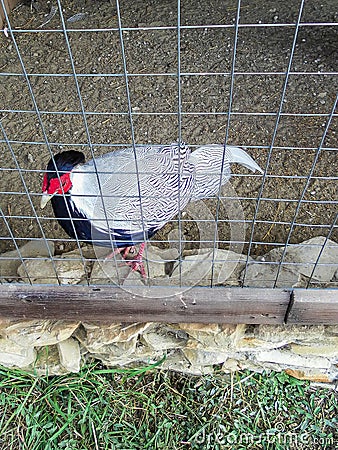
left=290, top=341, right=338, bottom=358
left=236, top=336, right=290, bottom=351
left=178, top=323, right=221, bottom=335
left=89, top=244, right=178, bottom=285
left=90, top=341, right=162, bottom=367
left=183, top=346, right=230, bottom=367
left=89, top=339, right=138, bottom=362
left=123, top=270, right=145, bottom=286
left=0, top=337, right=36, bottom=368
left=161, top=349, right=214, bottom=375
left=256, top=349, right=331, bottom=369
left=3, top=320, right=80, bottom=347
left=171, top=248, right=252, bottom=286
left=325, top=325, right=338, bottom=336
left=58, top=338, right=81, bottom=373
left=141, top=324, right=188, bottom=350
left=0, top=240, right=54, bottom=281
left=242, top=262, right=299, bottom=288
left=79, top=322, right=151, bottom=352
left=144, top=245, right=179, bottom=279
left=18, top=256, right=87, bottom=284
left=90, top=254, right=130, bottom=285
left=178, top=323, right=243, bottom=350
left=285, top=368, right=337, bottom=383
left=254, top=324, right=327, bottom=344
left=34, top=345, right=68, bottom=376
left=0, top=317, right=336, bottom=380
left=66, top=245, right=111, bottom=260
left=309, top=382, right=338, bottom=391
left=221, top=358, right=242, bottom=372
left=262, top=236, right=338, bottom=282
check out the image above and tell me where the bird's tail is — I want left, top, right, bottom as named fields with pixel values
left=227, top=146, right=264, bottom=174
left=188, top=144, right=263, bottom=201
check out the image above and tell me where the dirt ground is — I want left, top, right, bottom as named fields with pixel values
left=0, top=0, right=337, bottom=259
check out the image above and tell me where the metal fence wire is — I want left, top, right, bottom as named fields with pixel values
left=0, top=0, right=337, bottom=290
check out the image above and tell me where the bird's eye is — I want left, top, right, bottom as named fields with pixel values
left=58, top=173, right=72, bottom=193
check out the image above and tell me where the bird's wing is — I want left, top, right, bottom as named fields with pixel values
left=70, top=143, right=195, bottom=235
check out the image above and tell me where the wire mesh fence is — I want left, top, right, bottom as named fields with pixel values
left=0, top=0, right=337, bottom=290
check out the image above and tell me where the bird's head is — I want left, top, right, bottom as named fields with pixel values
left=41, top=150, right=85, bottom=209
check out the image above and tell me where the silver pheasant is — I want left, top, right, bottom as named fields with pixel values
left=41, top=142, right=263, bottom=276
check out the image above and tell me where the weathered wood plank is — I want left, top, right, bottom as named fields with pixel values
left=287, top=289, right=338, bottom=324
left=0, top=284, right=289, bottom=324
left=0, top=0, right=18, bottom=29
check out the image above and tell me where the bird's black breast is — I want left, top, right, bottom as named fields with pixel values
left=51, top=194, right=92, bottom=244
left=51, top=194, right=157, bottom=248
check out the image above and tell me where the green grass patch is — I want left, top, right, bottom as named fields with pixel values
left=0, top=363, right=336, bottom=449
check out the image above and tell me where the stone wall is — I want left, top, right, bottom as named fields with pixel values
left=0, top=235, right=337, bottom=382
left=0, top=319, right=337, bottom=383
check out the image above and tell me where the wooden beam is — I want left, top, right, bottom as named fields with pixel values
left=0, top=284, right=290, bottom=324
left=0, top=0, right=18, bottom=29
left=287, top=289, right=338, bottom=325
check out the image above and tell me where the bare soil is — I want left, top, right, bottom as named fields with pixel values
left=0, top=0, right=337, bottom=258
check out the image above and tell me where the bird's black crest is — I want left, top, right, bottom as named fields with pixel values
left=47, top=150, right=85, bottom=179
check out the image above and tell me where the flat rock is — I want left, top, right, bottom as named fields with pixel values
left=78, top=322, right=151, bottom=352
left=242, top=262, right=300, bottom=288
left=183, top=347, right=230, bottom=367
left=178, top=323, right=242, bottom=350
left=171, top=248, right=252, bottom=286
left=285, top=368, right=338, bottom=383
left=18, top=255, right=87, bottom=284
left=0, top=240, right=54, bottom=281
left=90, top=253, right=130, bottom=285
left=141, top=324, right=188, bottom=350
left=123, top=270, right=145, bottom=286
left=64, top=245, right=111, bottom=260
left=161, top=350, right=214, bottom=375
left=262, top=236, right=338, bottom=282
left=256, top=349, right=331, bottom=369
left=3, top=320, right=80, bottom=347
left=0, top=337, right=36, bottom=368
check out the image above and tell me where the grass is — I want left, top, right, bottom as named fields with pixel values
left=0, top=362, right=336, bottom=450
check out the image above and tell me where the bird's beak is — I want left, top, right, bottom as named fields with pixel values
left=40, top=192, right=55, bottom=209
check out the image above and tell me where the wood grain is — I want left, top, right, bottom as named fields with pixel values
left=1, top=285, right=336, bottom=324
left=0, top=284, right=290, bottom=324
left=287, top=289, right=338, bottom=324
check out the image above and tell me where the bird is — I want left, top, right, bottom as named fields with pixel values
left=41, top=142, right=263, bottom=277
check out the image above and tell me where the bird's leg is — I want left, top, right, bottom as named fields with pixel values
left=105, top=244, right=147, bottom=278
left=118, top=246, right=136, bottom=259
left=126, top=242, right=147, bottom=278
left=105, top=246, right=136, bottom=260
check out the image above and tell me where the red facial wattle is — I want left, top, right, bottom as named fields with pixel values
left=42, top=172, right=72, bottom=194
